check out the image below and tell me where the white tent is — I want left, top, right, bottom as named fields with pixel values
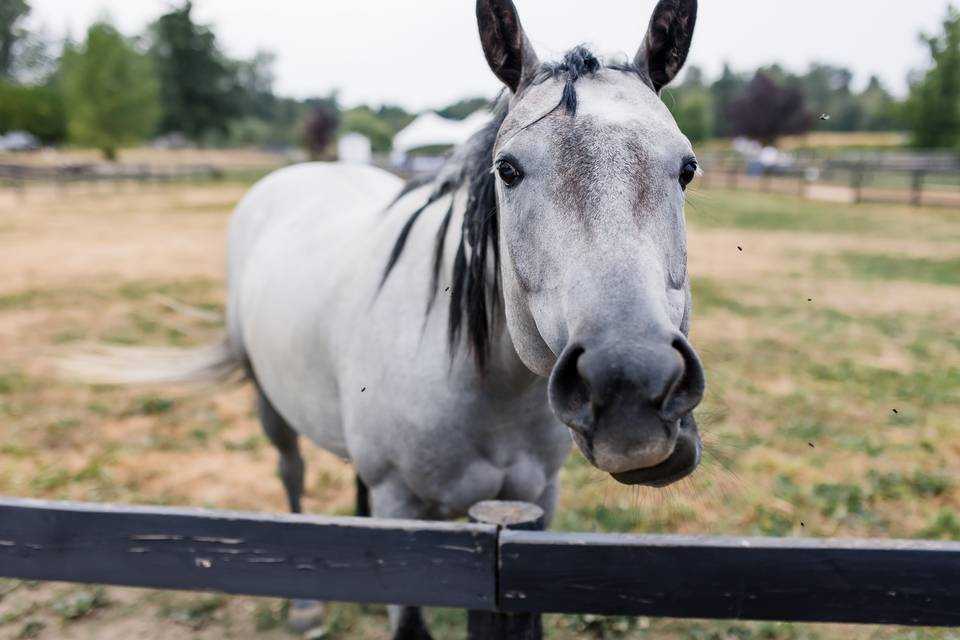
left=338, top=132, right=372, bottom=164
left=392, top=111, right=492, bottom=154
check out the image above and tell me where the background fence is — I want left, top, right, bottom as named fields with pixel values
left=0, top=162, right=283, bottom=194
left=698, top=150, right=960, bottom=208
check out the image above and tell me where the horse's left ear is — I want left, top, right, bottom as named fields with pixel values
left=634, top=0, right=698, bottom=93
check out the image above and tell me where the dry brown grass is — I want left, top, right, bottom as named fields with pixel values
left=1, top=178, right=959, bottom=639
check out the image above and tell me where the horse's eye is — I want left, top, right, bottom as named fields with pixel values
left=679, top=160, right=698, bottom=190
left=496, top=160, right=523, bottom=187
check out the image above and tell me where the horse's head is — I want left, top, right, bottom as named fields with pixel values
left=477, top=0, right=704, bottom=486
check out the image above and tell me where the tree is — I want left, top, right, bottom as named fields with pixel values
left=0, top=82, right=65, bottom=142
left=858, top=76, right=901, bottom=132
left=0, top=0, right=28, bottom=80
left=905, top=5, right=960, bottom=149
left=709, top=63, right=746, bottom=138
left=339, top=106, right=393, bottom=152
left=375, top=104, right=415, bottom=134
left=727, top=72, right=813, bottom=146
left=665, top=66, right=714, bottom=143
left=60, top=23, right=160, bottom=160
left=790, top=64, right=860, bottom=131
left=234, top=50, right=277, bottom=121
left=149, top=1, right=242, bottom=142
left=437, top=97, right=489, bottom=120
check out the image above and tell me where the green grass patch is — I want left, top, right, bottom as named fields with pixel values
left=554, top=504, right=645, bottom=533
left=116, top=277, right=220, bottom=304
left=810, top=359, right=960, bottom=406
left=0, top=370, right=28, bottom=395
left=0, top=603, right=36, bottom=627
left=253, top=601, right=287, bottom=632
left=909, top=470, right=953, bottom=497
left=864, top=469, right=950, bottom=502
left=691, top=277, right=759, bottom=316
left=833, top=253, right=960, bottom=287
left=130, top=396, right=175, bottom=416
left=837, top=434, right=886, bottom=457
left=51, top=587, right=108, bottom=621
left=669, top=620, right=819, bottom=640
left=687, top=190, right=881, bottom=234
left=754, top=505, right=794, bottom=536
left=0, top=289, right=45, bottom=311
left=813, top=483, right=866, bottom=519
left=16, top=620, right=45, bottom=639
left=920, top=509, right=960, bottom=541
left=160, top=595, right=226, bottom=629
left=553, top=613, right=647, bottom=638
left=782, top=419, right=825, bottom=441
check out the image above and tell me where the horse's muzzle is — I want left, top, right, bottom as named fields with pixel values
left=547, top=331, right=705, bottom=486
left=610, top=414, right=701, bottom=486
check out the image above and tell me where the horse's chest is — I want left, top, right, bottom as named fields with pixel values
left=427, top=404, right=572, bottom=513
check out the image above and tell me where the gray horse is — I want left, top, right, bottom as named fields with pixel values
left=75, top=0, right=704, bottom=636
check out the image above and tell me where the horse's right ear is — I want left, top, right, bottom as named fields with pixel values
left=476, top=0, right=540, bottom=93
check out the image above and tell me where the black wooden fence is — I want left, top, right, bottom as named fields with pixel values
left=0, top=162, right=226, bottom=188
left=1, top=497, right=959, bottom=638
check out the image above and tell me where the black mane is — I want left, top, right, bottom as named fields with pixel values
left=382, top=46, right=639, bottom=372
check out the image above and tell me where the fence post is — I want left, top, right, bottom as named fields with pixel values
left=851, top=165, right=864, bottom=204
left=468, top=501, right=544, bottom=640
left=911, top=170, right=924, bottom=207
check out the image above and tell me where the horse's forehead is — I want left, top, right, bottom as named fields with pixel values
left=574, top=75, right=676, bottom=131
left=500, top=72, right=680, bottom=153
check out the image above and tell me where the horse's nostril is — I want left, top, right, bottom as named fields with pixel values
left=547, top=345, right=593, bottom=434
left=659, top=336, right=706, bottom=422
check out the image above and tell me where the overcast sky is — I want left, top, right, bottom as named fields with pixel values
left=26, top=0, right=954, bottom=111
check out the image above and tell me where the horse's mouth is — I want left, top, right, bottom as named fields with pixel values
left=610, top=418, right=701, bottom=487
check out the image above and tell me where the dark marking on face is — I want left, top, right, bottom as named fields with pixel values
left=550, top=116, right=654, bottom=224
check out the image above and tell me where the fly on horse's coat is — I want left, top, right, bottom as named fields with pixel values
left=71, top=0, right=704, bottom=636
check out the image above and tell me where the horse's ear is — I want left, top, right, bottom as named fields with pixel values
left=634, top=0, right=698, bottom=93
left=476, top=0, right=540, bottom=93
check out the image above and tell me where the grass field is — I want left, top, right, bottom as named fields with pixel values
left=1, top=177, right=959, bottom=639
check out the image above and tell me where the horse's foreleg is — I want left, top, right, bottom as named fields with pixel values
left=355, top=474, right=371, bottom=517
left=368, top=479, right=436, bottom=640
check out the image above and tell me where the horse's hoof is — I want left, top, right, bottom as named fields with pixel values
left=287, top=599, right=326, bottom=635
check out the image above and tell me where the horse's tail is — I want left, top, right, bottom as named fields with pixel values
left=58, top=337, right=245, bottom=386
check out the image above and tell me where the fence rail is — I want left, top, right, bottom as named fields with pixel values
left=0, top=162, right=225, bottom=184
left=2, top=496, right=960, bottom=634
left=500, top=530, right=960, bottom=626
left=697, top=150, right=960, bottom=208
left=0, top=497, right=495, bottom=610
